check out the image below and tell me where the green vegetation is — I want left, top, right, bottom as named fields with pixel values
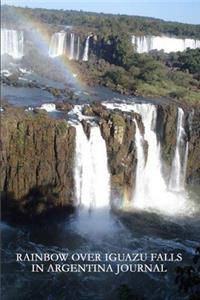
left=80, top=44, right=200, bottom=104
left=56, top=121, right=68, bottom=134
left=111, top=114, right=126, bottom=127
left=2, top=5, right=200, bottom=104
left=16, top=122, right=26, bottom=147
left=2, top=5, right=200, bottom=39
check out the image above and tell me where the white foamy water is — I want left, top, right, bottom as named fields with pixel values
left=103, top=102, right=189, bottom=215
left=74, top=123, right=110, bottom=209
left=1, top=29, right=24, bottom=59
left=19, top=68, right=32, bottom=74
left=49, top=31, right=66, bottom=58
left=25, top=103, right=57, bottom=112
left=132, top=35, right=200, bottom=53
left=69, top=33, right=75, bottom=60
left=49, top=31, right=81, bottom=60
left=82, top=35, right=91, bottom=61
left=76, top=36, right=80, bottom=60
left=133, top=120, right=146, bottom=203
left=169, top=108, right=188, bottom=192
left=1, top=69, right=13, bottom=77
left=39, top=103, right=57, bottom=112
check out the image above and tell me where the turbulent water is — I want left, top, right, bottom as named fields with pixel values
left=132, top=35, right=200, bottom=53
left=1, top=28, right=24, bottom=59
left=1, top=201, right=200, bottom=300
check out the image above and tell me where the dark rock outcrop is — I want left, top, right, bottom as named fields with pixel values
left=1, top=107, right=76, bottom=215
left=187, top=109, right=200, bottom=184
left=82, top=103, right=146, bottom=200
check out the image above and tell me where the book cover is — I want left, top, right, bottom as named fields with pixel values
left=1, top=1, right=200, bottom=299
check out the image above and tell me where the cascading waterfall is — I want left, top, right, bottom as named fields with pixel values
left=69, top=33, right=75, bottom=60
left=133, top=120, right=146, bottom=203
left=76, top=36, right=80, bottom=60
left=103, top=102, right=188, bottom=214
left=49, top=32, right=66, bottom=58
left=49, top=31, right=80, bottom=60
left=82, top=35, right=91, bottom=61
left=74, top=123, right=110, bottom=209
left=1, top=29, right=24, bottom=59
left=132, top=35, right=200, bottom=53
left=169, top=108, right=188, bottom=192
left=132, top=104, right=172, bottom=210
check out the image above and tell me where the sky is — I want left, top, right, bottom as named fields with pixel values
left=1, top=0, right=200, bottom=25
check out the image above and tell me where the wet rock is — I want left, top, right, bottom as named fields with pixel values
left=56, top=102, right=74, bottom=112
left=81, top=120, right=91, bottom=139
left=157, top=104, right=177, bottom=167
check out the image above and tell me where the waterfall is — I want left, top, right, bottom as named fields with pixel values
left=132, top=35, right=200, bottom=53
left=76, top=36, right=80, bottom=60
left=132, top=104, right=170, bottom=209
left=169, top=108, right=188, bottom=192
left=133, top=120, right=146, bottom=202
left=69, top=33, right=75, bottom=60
left=1, top=29, right=24, bottom=59
left=74, top=123, right=110, bottom=209
left=103, top=102, right=187, bottom=214
left=82, top=35, right=91, bottom=61
left=133, top=104, right=188, bottom=213
left=49, top=32, right=66, bottom=58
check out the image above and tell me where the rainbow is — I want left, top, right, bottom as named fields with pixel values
left=5, top=6, right=87, bottom=90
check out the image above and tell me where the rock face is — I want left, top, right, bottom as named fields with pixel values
left=156, top=104, right=178, bottom=177
left=1, top=107, right=75, bottom=215
left=187, top=109, right=200, bottom=184
left=1, top=102, right=200, bottom=216
left=157, top=104, right=200, bottom=184
left=83, top=104, right=140, bottom=199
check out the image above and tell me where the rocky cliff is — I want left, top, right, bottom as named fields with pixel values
left=187, top=109, right=200, bottom=184
left=1, top=102, right=200, bottom=216
left=1, top=107, right=75, bottom=215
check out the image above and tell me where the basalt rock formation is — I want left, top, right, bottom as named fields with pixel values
left=82, top=103, right=146, bottom=198
left=1, top=107, right=75, bottom=215
left=187, top=109, right=200, bottom=184
left=1, top=102, right=200, bottom=216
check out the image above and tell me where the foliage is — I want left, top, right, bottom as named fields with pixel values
left=84, top=46, right=200, bottom=103
left=151, top=48, right=200, bottom=78
left=2, top=5, right=200, bottom=104
left=56, top=121, right=68, bottom=134
left=2, top=5, right=200, bottom=39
